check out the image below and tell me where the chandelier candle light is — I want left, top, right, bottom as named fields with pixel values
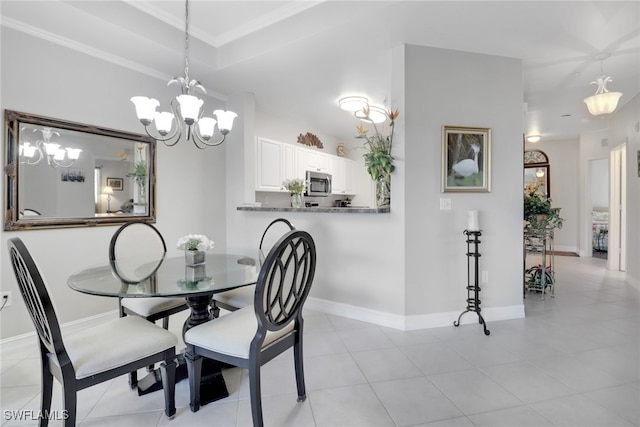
left=20, top=127, right=82, bottom=168
left=131, top=0, right=237, bottom=149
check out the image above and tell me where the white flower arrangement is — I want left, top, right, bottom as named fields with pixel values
left=176, top=234, right=215, bottom=252
left=282, top=178, right=307, bottom=195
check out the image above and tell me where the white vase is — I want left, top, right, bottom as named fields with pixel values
left=291, top=193, right=303, bottom=208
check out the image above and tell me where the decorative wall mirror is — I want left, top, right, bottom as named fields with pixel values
left=524, top=149, right=550, bottom=197
left=4, top=110, right=156, bottom=230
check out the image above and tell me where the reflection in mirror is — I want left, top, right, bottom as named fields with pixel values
left=4, top=110, right=156, bottom=230
left=523, top=149, right=550, bottom=197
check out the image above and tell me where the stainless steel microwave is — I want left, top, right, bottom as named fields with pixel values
left=305, top=171, right=332, bottom=196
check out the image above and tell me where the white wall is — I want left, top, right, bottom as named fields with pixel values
left=524, top=139, right=580, bottom=253
left=227, top=44, right=526, bottom=329
left=1, top=28, right=231, bottom=338
left=590, top=159, right=609, bottom=208
left=403, top=45, right=524, bottom=322
left=608, top=92, right=640, bottom=286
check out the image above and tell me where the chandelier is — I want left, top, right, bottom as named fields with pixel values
left=338, top=96, right=387, bottom=123
left=19, top=127, right=82, bottom=168
left=583, top=54, right=623, bottom=116
left=131, top=0, right=237, bottom=149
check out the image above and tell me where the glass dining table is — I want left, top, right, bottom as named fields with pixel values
left=67, top=253, right=259, bottom=403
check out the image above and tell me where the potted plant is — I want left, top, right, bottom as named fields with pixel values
left=523, top=178, right=564, bottom=230
left=127, top=161, right=147, bottom=212
left=355, top=107, right=399, bottom=208
left=176, top=234, right=215, bottom=266
left=525, top=263, right=554, bottom=291
left=282, top=178, right=307, bottom=208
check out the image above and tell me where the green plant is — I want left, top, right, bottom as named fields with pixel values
left=356, top=107, right=399, bottom=181
left=524, top=178, right=564, bottom=230
left=282, top=178, right=307, bottom=195
left=525, top=264, right=554, bottom=289
left=127, top=161, right=147, bottom=186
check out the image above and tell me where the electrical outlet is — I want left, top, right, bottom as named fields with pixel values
left=439, top=198, right=451, bottom=210
left=481, top=271, right=489, bottom=283
left=1, top=291, right=12, bottom=307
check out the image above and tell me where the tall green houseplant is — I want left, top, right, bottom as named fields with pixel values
left=355, top=107, right=399, bottom=208
left=127, top=161, right=148, bottom=204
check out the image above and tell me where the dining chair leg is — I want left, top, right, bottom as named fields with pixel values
left=293, top=329, right=307, bottom=402
left=128, top=370, right=138, bottom=389
left=185, top=351, right=202, bottom=412
left=61, top=381, right=77, bottom=427
left=39, top=357, right=53, bottom=427
left=162, top=316, right=169, bottom=329
left=249, top=362, right=264, bottom=427
left=160, top=356, right=177, bottom=418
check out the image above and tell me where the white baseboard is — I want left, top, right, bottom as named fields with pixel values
left=305, top=297, right=525, bottom=331
left=0, top=310, right=118, bottom=353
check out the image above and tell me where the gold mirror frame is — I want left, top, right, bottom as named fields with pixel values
left=4, top=110, right=156, bottom=230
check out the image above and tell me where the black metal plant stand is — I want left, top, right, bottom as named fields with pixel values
left=454, top=230, right=490, bottom=336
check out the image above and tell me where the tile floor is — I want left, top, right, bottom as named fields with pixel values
left=1, top=256, right=638, bottom=426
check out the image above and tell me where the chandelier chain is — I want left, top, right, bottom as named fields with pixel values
left=183, top=0, right=190, bottom=82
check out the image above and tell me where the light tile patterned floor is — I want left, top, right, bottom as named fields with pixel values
left=1, top=256, right=638, bottom=426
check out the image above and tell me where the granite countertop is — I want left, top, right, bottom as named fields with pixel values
left=237, top=206, right=390, bottom=214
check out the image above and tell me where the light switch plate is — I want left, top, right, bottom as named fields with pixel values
left=439, top=198, right=451, bottom=210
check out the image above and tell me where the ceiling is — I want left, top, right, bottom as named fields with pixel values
left=2, top=1, right=639, bottom=143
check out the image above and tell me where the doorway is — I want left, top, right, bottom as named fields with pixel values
left=608, top=143, right=627, bottom=271
left=589, top=159, right=609, bottom=260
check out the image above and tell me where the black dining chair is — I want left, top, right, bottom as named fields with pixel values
left=212, top=218, right=295, bottom=314
left=110, top=221, right=188, bottom=387
left=185, top=228, right=316, bottom=427
left=7, top=237, right=177, bottom=427
left=110, top=222, right=189, bottom=329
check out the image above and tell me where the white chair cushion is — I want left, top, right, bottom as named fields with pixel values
left=184, top=306, right=294, bottom=359
left=121, top=297, right=186, bottom=317
left=50, top=316, right=177, bottom=379
left=212, top=285, right=255, bottom=309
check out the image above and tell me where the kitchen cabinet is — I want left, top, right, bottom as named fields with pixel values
left=305, top=150, right=329, bottom=173
left=329, top=157, right=355, bottom=195
left=256, top=136, right=354, bottom=194
left=344, top=158, right=354, bottom=194
left=330, top=156, right=345, bottom=194
left=256, top=137, right=284, bottom=192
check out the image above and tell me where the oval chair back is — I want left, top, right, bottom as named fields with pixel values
left=254, top=229, right=316, bottom=335
left=258, top=218, right=295, bottom=266
left=8, top=238, right=67, bottom=365
left=109, top=221, right=166, bottom=283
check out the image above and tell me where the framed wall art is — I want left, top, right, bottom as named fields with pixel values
left=442, top=125, right=491, bottom=193
left=106, top=177, right=123, bottom=191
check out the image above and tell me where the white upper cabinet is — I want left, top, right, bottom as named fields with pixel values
left=329, top=156, right=355, bottom=195
left=305, top=150, right=330, bottom=173
left=256, top=137, right=284, bottom=192
left=330, top=156, right=345, bottom=194
left=344, top=158, right=354, bottom=194
left=256, top=137, right=355, bottom=194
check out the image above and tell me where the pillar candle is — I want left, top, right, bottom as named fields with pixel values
left=467, top=210, right=480, bottom=231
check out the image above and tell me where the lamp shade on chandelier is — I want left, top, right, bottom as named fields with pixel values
left=583, top=54, right=623, bottom=116
left=19, top=127, right=82, bottom=168
left=131, top=0, right=237, bottom=149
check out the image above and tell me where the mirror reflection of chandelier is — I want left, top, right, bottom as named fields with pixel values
left=19, top=127, right=82, bottom=168
left=131, top=0, right=237, bottom=149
